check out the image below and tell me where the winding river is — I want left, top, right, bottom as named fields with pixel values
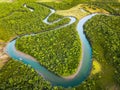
left=5, top=4, right=96, bottom=88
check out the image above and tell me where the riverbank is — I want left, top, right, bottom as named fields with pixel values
left=6, top=13, right=96, bottom=87
left=63, top=43, right=83, bottom=79
left=2, top=1, right=99, bottom=87
left=0, top=40, right=9, bottom=69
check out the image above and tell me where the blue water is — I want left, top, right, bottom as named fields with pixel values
left=5, top=8, right=96, bottom=87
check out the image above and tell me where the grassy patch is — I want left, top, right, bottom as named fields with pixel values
left=56, top=4, right=109, bottom=20
left=56, top=4, right=88, bottom=20
left=91, top=60, right=101, bottom=75
left=100, top=62, right=115, bottom=88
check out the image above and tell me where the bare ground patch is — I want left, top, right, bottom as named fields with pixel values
left=0, top=40, right=9, bottom=69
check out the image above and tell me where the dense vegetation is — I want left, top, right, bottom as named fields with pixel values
left=0, top=59, right=52, bottom=90
left=0, top=0, right=81, bottom=89
left=47, top=13, right=63, bottom=22
left=40, top=0, right=91, bottom=10
left=90, top=1, right=120, bottom=15
left=16, top=22, right=81, bottom=76
left=0, top=2, right=70, bottom=41
left=0, top=0, right=120, bottom=89
left=40, top=0, right=119, bottom=10
left=0, top=0, right=82, bottom=76
left=74, top=15, right=120, bottom=90
left=40, top=0, right=120, bottom=90
left=40, top=0, right=120, bottom=89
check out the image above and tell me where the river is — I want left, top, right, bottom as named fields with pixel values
left=5, top=4, right=96, bottom=88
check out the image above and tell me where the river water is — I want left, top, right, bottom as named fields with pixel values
left=5, top=6, right=96, bottom=87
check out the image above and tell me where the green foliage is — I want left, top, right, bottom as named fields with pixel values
left=0, top=0, right=80, bottom=88
left=75, top=74, right=104, bottom=90
left=16, top=22, right=81, bottom=76
left=0, top=59, right=52, bottom=90
left=0, top=0, right=120, bottom=89
left=0, top=0, right=76, bottom=76
left=90, top=2, right=120, bottom=15
left=74, top=2, right=120, bottom=89
left=0, top=2, right=70, bottom=41
left=87, top=14, right=120, bottom=84
left=40, top=0, right=120, bottom=16
left=48, top=13, right=63, bottom=22
left=40, top=0, right=90, bottom=10
left=75, top=15, right=120, bottom=90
